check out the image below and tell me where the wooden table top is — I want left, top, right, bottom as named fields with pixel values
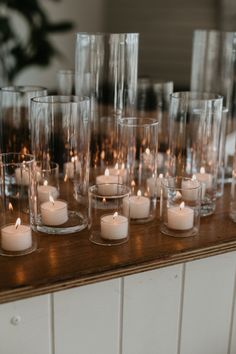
left=0, top=185, right=235, bottom=304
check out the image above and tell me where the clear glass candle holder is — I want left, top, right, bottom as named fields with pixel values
left=0, top=153, right=37, bottom=256
left=168, top=92, right=223, bottom=216
left=137, top=78, right=174, bottom=174
left=89, top=184, right=130, bottom=246
left=31, top=95, right=90, bottom=234
left=118, top=117, right=159, bottom=223
left=160, top=177, right=201, bottom=238
left=0, top=86, right=47, bottom=154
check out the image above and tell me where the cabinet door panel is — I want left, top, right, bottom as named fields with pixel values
left=122, top=265, right=183, bottom=354
left=54, top=279, right=121, bottom=354
left=180, top=252, right=236, bottom=354
left=0, top=295, right=51, bottom=354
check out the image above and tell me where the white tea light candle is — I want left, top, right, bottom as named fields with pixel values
left=64, top=158, right=81, bottom=179
left=40, top=196, right=68, bottom=226
left=168, top=202, right=194, bottom=230
left=124, top=190, right=150, bottom=219
left=15, top=166, right=29, bottom=185
left=195, top=167, right=213, bottom=190
left=37, top=180, right=59, bottom=203
left=96, top=168, right=119, bottom=195
left=181, top=176, right=200, bottom=201
left=147, top=173, right=163, bottom=197
left=1, top=218, right=32, bottom=252
left=101, top=212, right=128, bottom=240
left=108, top=163, right=127, bottom=183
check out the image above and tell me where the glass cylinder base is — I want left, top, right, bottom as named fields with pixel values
left=0, top=233, right=37, bottom=257
left=89, top=231, right=128, bottom=246
left=160, top=224, right=199, bottom=238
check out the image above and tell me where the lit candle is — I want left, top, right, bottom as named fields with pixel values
left=168, top=202, right=194, bottom=230
left=195, top=167, right=213, bottom=191
left=15, top=165, right=29, bottom=185
left=181, top=175, right=200, bottom=201
left=147, top=173, right=164, bottom=197
left=124, top=190, right=150, bottom=219
left=108, top=163, right=127, bottom=183
left=40, top=196, right=68, bottom=226
left=64, top=157, right=81, bottom=179
left=96, top=168, right=119, bottom=195
left=1, top=218, right=32, bottom=252
left=100, top=212, right=128, bottom=240
left=37, top=180, right=59, bottom=203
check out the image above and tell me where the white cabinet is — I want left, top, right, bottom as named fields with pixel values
left=0, top=295, right=51, bottom=354
left=1, top=252, right=236, bottom=354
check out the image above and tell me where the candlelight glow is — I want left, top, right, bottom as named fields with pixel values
left=174, top=191, right=182, bottom=200
left=121, top=163, right=125, bottom=169
left=159, top=173, right=164, bottom=178
left=145, top=148, right=150, bottom=155
left=104, top=168, right=109, bottom=176
left=131, top=180, right=136, bottom=187
left=15, top=218, right=21, bottom=229
left=43, top=180, right=48, bottom=186
left=137, top=190, right=142, bottom=197
left=8, top=203, right=13, bottom=211
left=113, top=212, right=118, bottom=220
left=192, top=175, right=197, bottom=181
left=102, top=198, right=106, bottom=203
left=200, top=167, right=205, bottom=174
left=179, top=202, right=185, bottom=210
left=114, top=163, right=119, bottom=169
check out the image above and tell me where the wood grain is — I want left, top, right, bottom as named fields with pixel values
left=0, top=185, right=235, bottom=304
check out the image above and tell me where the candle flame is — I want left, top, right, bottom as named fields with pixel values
left=159, top=173, right=163, bottom=178
left=174, top=191, right=182, bottom=201
left=71, top=157, right=75, bottom=163
left=145, top=148, right=150, bottom=155
left=179, top=202, right=185, bottom=210
left=192, top=175, right=197, bottom=181
left=15, top=217, right=21, bottom=229
left=104, top=168, right=109, bottom=176
left=8, top=203, right=13, bottom=211
left=49, top=195, right=55, bottom=205
left=137, top=190, right=142, bottom=197
left=64, top=174, right=68, bottom=182
left=102, top=198, right=106, bottom=203
left=101, top=150, right=105, bottom=160
left=200, top=167, right=205, bottom=174
left=114, top=163, right=119, bottom=170
left=43, top=180, right=48, bottom=186
left=121, top=163, right=125, bottom=169
left=131, top=180, right=136, bottom=187
left=113, top=212, right=118, bottom=220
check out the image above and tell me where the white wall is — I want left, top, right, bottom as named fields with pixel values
left=15, top=0, right=106, bottom=90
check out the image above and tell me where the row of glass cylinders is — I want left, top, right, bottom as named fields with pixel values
left=0, top=30, right=236, bottom=257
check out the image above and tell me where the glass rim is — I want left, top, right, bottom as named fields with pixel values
left=89, top=184, right=131, bottom=199
left=1, top=85, right=47, bottom=93
left=193, top=28, right=236, bottom=36
left=36, top=161, right=59, bottom=173
left=161, top=176, right=201, bottom=191
left=170, top=91, right=223, bottom=102
left=31, top=95, right=90, bottom=104
left=118, top=117, right=159, bottom=128
left=0, top=153, right=35, bottom=166
left=76, top=32, right=139, bottom=37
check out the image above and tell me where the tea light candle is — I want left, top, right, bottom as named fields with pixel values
left=40, top=196, right=68, bottom=226
left=147, top=173, right=164, bottom=197
left=64, top=158, right=81, bottom=179
left=195, top=167, right=213, bottom=190
left=124, top=190, right=150, bottom=219
left=1, top=218, right=32, bottom=252
left=37, top=180, right=59, bottom=203
left=108, top=163, right=127, bottom=183
left=96, top=168, right=119, bottom=195
left=15, top=167, right=29, bottom=185
left=101, top=212, right=128, bottom=240
left=181, top=176, right=200, bottom=201
left=168, top=202, right=194, bottom=230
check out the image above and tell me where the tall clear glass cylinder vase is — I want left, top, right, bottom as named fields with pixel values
left=75, top=32, right=139, bottom=183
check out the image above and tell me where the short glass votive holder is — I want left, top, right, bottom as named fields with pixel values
left=160, top=177, right=201, bottom=238
left=89, top=184, right=130, bottom=246
left=30, top=161, right=63, bottom=233
left=0, top=153, right=37, bottom=256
